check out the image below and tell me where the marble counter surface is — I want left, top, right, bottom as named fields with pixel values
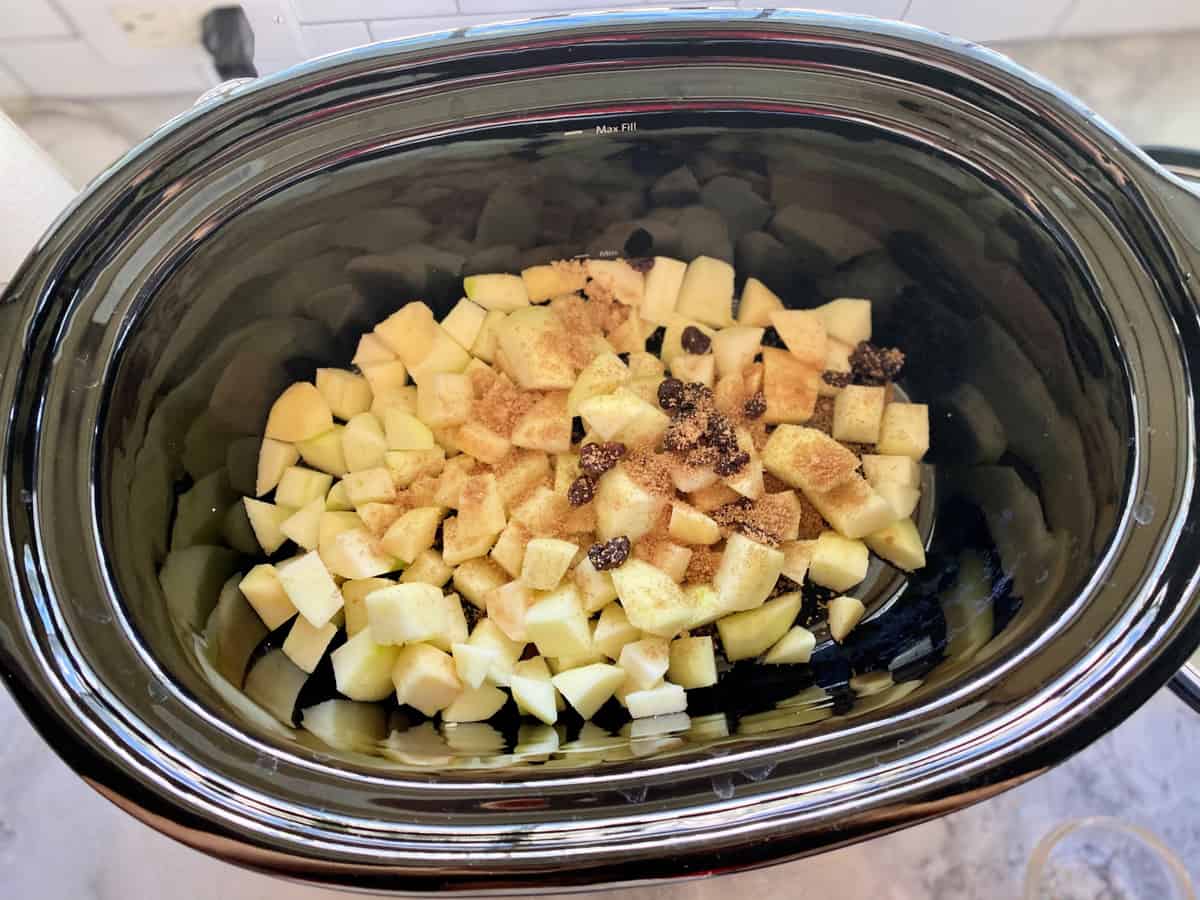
left=3, top=27, right=1200, bottom=900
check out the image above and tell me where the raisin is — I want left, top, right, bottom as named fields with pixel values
left=849, top=342, right=905, bottom=385
left=822, top=370, right=852, bottom=389
left=588, top=536, right=631, bottom=570
left=704, top=413, right=738, bottom=451
left=715, top=450, right=750, bottom=476
left=657, top=377, right=686, bottom=410
left=580, top=441, right=626, bottom=477
left=627, top=256, right=655, bottom=273
left=567, top=475, right=596, bottom=506
left=681, top=325, right=712, bottom=354
left=743, top=391, right=766, bottom=419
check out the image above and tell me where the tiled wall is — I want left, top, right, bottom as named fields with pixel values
left=2, top=0, right=1199, bottom=99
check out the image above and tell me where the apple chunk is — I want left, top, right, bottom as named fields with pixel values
left=833, top=385, right=887, bottom=444
left=265, top=383, right=333, bottom=442
left=275, top=551, right=344, bottom=627
left=331, top=628, right=400, bottom=701
left=496, top=307, right=577, bottom=390
left=807, top=531, right=870, bottom=592
left=552, top=664, right=626, bottom=720
left=611, top=559, right=693, bottom=637
left=713, top=532, right=784, bottom=612
left=865, top=518, right=926, bottom=571
left=525, top=585, right=592, bottom=659
left=520, top=538, right=579, bottom=590
left=595, top=464, right=667, bottom=542
left=717, top=591, right=802, bottom=661
left=676, top=256, right=734, bottom=327
left=392, top=643, right=463, bottom=716
left=464, top=273, right=530, bottom=311
left=876, top=402, right=930, bottom=459
left=762, top=425, right=858, bottom=493
left=256, top=438, right=299, bottom=497
left=737, top=277, right=784, bottom=327
left=828, top=595, right=866, bottom=642
left=668, top=636, right=717, bottom=688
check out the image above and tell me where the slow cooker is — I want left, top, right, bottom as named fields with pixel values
left=3, top=9, right=1200, bottom=893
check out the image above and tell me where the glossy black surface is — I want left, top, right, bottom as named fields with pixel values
left=3, top=9, right=1200, bottom=892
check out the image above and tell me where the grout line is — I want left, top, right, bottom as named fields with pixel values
left=45, top=0, right=81, bottom=40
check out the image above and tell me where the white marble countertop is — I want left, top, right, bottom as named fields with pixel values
left=3, top=27, right=1200, bottom=900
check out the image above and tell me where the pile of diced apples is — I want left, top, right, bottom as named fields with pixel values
left=202, top=254, right=928, bottom=734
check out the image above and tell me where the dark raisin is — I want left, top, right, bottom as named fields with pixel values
left=849, top=342, right=905, bottom=386
left=588, top=536, right=631, bottom=570
left=704, top=413, right=738, bottom=451
left=627, top=256, right=655, bottom=273
left=580, top=441, right=626, bottom=477
left=681, top=382, right=714, bottom=406
left=743, top=391, right=766, bottom=419
left=681, top=325, right=712, bottom=354
left=567, top=475, right=596, bottom=506
left=822, top=370, right=852, bottom=388
left=657, top=377, right=686, bottom=410
left=663, top=421, right=698, bottom=452
left=715, top=450, right=750, bottom=476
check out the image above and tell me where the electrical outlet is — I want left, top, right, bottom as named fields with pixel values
left=111, top=4, right=206, bottom=49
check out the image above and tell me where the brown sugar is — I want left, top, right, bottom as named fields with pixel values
left=623, top=449, right=676, bottom=496
left=808, top=396, right=835, bottom=434
left=790, top=430, right=859, bottom=493
left=793, top=492, right=827, bottom=540
left=474, top=378, right=540, bottom=438
left=684, top=544, right=723, bottom=584
left=709, top=491, right=806, bottom=547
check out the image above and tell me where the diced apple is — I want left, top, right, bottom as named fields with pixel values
left=578, top=391, right=640, bottom=441
left=380, top=506, right=444, bottom=563
left=325, top=480, right=352, bottom=511
left=573, top=556, right=619, bottom=613
left=525, top=584, right=592, bottom=659
left=554, top=453, right=582, bottom=494
left=384, top=409, right=435, bottom=450
left=512, top=391, right=571, bottom=454
left=828, top=595, right=866, bottom=642
left=280, top=497, right=324, bottom=551
left=737, top=277, right=785, bottom=327
left=819, top=339, right=854, bottom=397
left=275, top=551, right=344, bottom=627
left=243, top=498, right=293, bottom=554
left=762, top=425, right=858, bottom=493
left=625, top=682, right=687, bottom=719
left=670, top=458, right=720, bottom=493
left=434, top=455, right=475, bottom=508
left=618, top=637, right=670, bottom=690
left=807, top=473, right=898, bottom=539
left=375, top=302, right=438, bottom=365
left=316, top=368, right=372, bottom=420
left=611, top=559, right=693, bottom=637
left=467, top=618, right=525, bottom=686
left=862, top=454, right=922, bottom=490
left=456, top=421, right=511, bottom=464
left=471, top=310, right=507, bottom=363
left=723, top=445, right=764, bottom=501
left=780, top=539, right=816, bottom=584
left=496, top=307, right=576, bottom=390
left=443, top=684, right=509, bottom=723
left=343, top=467, right=396, bottom=506
left=451, top=642, right=498, bottom=689
left=511, top=486, right=570, bottom=535
left=567, top=353, right=629, bottom=417
left=416, top=373, right=473, bottom=428
left=627, top=351, right=666, bottom=379
left=689, top=481, right=740, bottom=512
left=384, top=448, right=445, bottom=488
left=410, top=328, right=473, bottom=383
left=552, top=664, right=626, bottom=720
left=876, top=402, right=929, bottom=459
left=492, top=450, right=550, bottom=508
left=833, top=385, right=887, bottom=444
left=392, top=643, right=463, bottom=716
left=683, top=582, right=738, bottom=629
left=866, top=517, right=926, bottom=571
left=661, top=316, right=717, bottom=366
left=276, top=466, right=334, bottom=508
left=645, top=541, right=693, bottom=583
left=330, top=628, right=401, bottom=701
left=668, top=636, right=717, bottom=688
left=665, top=504, right=720, bottom=549
left=763, top=626, right=816, bottom=664
left=876, top=481, right=921, bottom=519
left=265, top=382, right=333, bottom=443
left=342, top=413, right=387, bottom=472
left=808, top=531, right=870, bottom=591
left=713, top=532, right=785, bottom=612
left=317, top=510, right=361, bottom=554
left=814, top=298, right=871, bottom=346
left=464, top=273, right=530, bottom=311
left=361, top=360, right=410, bottom=396
left=239, top=564, right=297, bottom=630
left=485, top=580, right=535, bottom=641
left=366, top=583, right=461, bottom=648
left=762, top=347, right=819, bottom=424
left=595, top=464, right=668, bottom=542
left=297, top=427, right=348, bottom=476
left=282, top=615, right=338, bottom=673
left=441, top=298, right=488, bottom=350
left=353, top=332, right=397, bottom=368
left=605, top=311, right=648, bottom=354
left=641, top=257, right=688, bottom=325
left=590, top=602, right=637, bottom=659
left=676, top=256, right=734, bottom=327
left=717, top=591, right=802, bottom=661
left=322, top=527, right=398, bottom=579
left=712, top=326, right=764, bottom=378
left=244, top=649, right=307, bottom=723
left=520, top=537, right=579, bottom=590
left=441, top=515, right=498, bottom=565
left=585, top=258, right=645, bottom=306
left=521, top=262, right=587, bottom=303
left=256, top=438, right=299, bottom=497
left=490, top=521, right=531, bottom=577
left=767, top=310, right=825, bottom=368
left=510, top=673, right=558, bottom=725
left=342, top=577, right=393, bottom=636
left=371, top=384, right=418, bottom=417
left=453, top=557, right=508, bottom=609
left=670, top=351, right=715, bottom=387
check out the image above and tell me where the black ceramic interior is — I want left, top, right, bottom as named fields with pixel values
left=4, top=12, right=1200, bottom=890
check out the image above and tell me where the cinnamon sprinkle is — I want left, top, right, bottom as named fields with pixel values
left=684, top=544, right=723, bottom=584
left=622, top=449, right=676, bottom=496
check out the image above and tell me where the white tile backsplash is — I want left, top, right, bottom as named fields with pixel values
left=905, top=0, right=1074, bottom=42
left=1, top=0, right=1199, bottom=98
left=0, top=62, right=28, bottom=99
left=300, top=21, right=372, bottom=58
left=292, top=0, right=457, bottom=24
left=1058, top=0, right=1200, bottom=36
left=0, top=0, right=73, bottom=40
left=0, top=38, right=210, bottom=97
